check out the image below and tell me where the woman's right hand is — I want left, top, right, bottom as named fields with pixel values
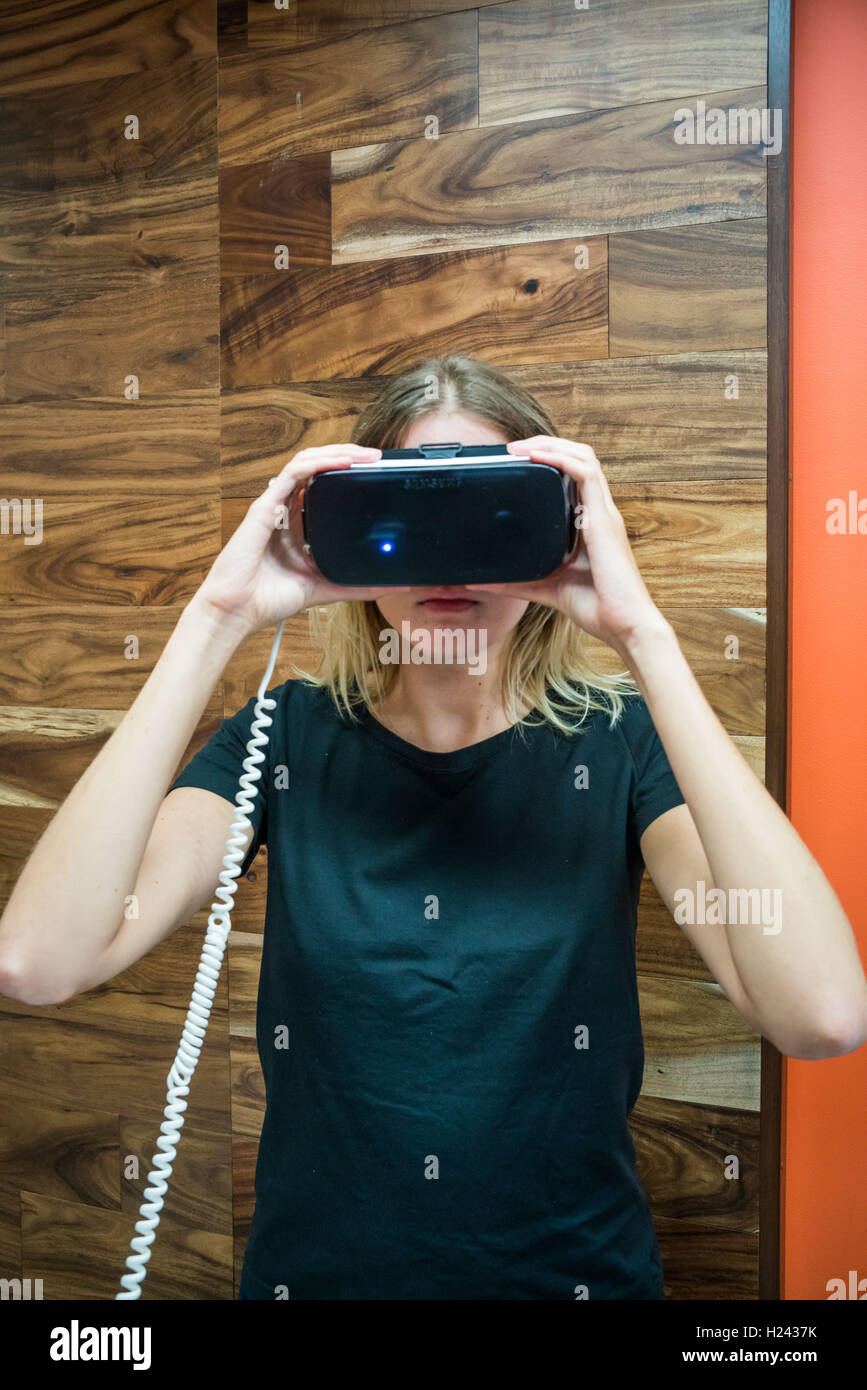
left=192, top=444, right=407, bottom=635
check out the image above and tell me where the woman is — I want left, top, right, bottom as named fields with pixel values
left=1, top=355, right=865, bottom=1301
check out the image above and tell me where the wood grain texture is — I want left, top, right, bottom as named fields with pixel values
left=0, top=59, right=216, bottom=196
left=632, top=1092, right=760, bottom=1229
left=219, top=10, right=478, bottom=166
left=120, top=1116, right=232, bottom=1236
left=585, top=607, right=766, bottom=735
left=612, top=482, right=766, bottom=607
left=232, top=1132, right=258, bottom=1294
left=218, top=0, right=247, bottom=58
left=0, top=607, right=222, bottom=712
left=0, top=398, right=218, bottom=492
left=0, top=496, right=220, bottom=606
left=0, top=185, right=217, bottom=306
left=228, top=931, right=264, bottom=1037
left=0, top=0, right=215, bottom=97
left=247, top=0, right=497, bottom=47
left=220, top=152, right=331, bottom=274
left=655, top=1220, right=758, bottom=1299
left=21, top=1188, right=232, bottom=1299
left=231, top=1037, right=266, bottom=1142
left=609, top=219, right=767, bottom=356
left=0, top=58, right=217, bottom=302
left=219, top=352, right=767, bottom=498
left=331, top=87, right=767, bottom=263
left=5, top=281, right=219, bottom=401
left=0, top=706, right=219, bottom=808
left=0, top=1086, right=119, bottom=1218
left=478, top=0, right=768, bottom=125
left=0, top=0, right=781, bottom=1301
left=639, top=974, right=761, bottom=1111
left=0, top=805, right=51, bottom=910
left=221, top=238, right=608, bottom=387
left=0, top=1001, right=230, bottom=1135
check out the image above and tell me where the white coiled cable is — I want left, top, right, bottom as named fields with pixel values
left=116, top=619, right=285, bottom=1299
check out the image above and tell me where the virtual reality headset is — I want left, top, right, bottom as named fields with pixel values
left=299, top=442, right=580, bottom=586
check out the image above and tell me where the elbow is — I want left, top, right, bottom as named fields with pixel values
left=773, top=1009, right=867, bottom=1060
left=0, top=953, right=73, bottom=1007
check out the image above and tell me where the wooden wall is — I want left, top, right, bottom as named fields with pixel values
left=0, top=0, right=771, bottom=1299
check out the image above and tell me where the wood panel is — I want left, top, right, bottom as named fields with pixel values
left=231, top=1132, right=258, bottom=1296
left=0, top=398, right=219, bottom=491
left=0, top=706, right=220, bottom=808
left=631, top=1093, right=760, bottom=1228
left=0, top=0, right=778, bottom=1303
left=654, top=1221, right=759, bottom=1299
left=0, top=806, right=52, bottom=911
left=478, top=0, right=768, bottom=125
left=221, top=237, right=608, bottom=387
left=0, top=60, right=217, bottom=195
left=20, top=1189, right=232, bottom=1299
left=219, top=11, right=479, bottom=166
left=5, top=285, right=219, bottom=401
left=609, top=220, right=768, bottom=356
left=230, top=1036, right=266, bottom=1142
left=220, top=152, right=332, bottom=274
left=331, top=86, right=767, bottom=263
left=585, top=607, right=766, bottom=735
left=614, top=483, right=766, bottom=606
left=0, top=0, right=215, bottom=97
left=120, top=1116, right=232, bottom=1236
left=0, top=1001, right=230, bottom=1135
left=0, top=607, right=223, bottom=712
left=218, top=351, right=767, bottom=495
left=639, top=975, right=761, bottom=1111
left=247, top=0, right=495, bottom=48
left=0, top=496, right=220, bottom=606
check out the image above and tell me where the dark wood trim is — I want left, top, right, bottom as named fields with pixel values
left=761, top=0, right=792, bottom=1303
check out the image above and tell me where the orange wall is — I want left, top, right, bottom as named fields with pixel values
left=785, top=0, right=867, bottom=1300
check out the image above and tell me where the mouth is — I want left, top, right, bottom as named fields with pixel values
left=417, top=591, right=480, bottom=613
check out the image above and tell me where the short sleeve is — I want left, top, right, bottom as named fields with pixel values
left=618, top=693, right=686, bottom=843
left=168, top=691, right=274, bottom=877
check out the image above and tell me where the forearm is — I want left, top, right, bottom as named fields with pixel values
left=618, top=618, right=867, bottom=1052
left=0, top=596, right=250, bottom=991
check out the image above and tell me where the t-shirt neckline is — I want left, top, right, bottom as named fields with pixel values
left=356, top=705, right=523, bottom=771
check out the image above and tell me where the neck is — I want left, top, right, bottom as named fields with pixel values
left=369, top=638, right=527, bottom=753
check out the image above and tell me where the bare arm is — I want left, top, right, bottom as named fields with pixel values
left=466, top=433, right=867, bottom=1060
left=0, top=441, right=390, bottom=1006
left=0, top=599, right=248, bottom=1005
left=630, top=621, right=867, bottom=1060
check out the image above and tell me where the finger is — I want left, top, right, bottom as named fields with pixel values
left=508, top=442, right=619, bottom=530
left=266, top=446, right=381, bottom=501
left=248, top=447, right=382, bottom=532
left=508, top=438, right=619, bottom=512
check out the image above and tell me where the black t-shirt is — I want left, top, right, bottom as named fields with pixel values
left=169, top=677, right=685, bottom=1300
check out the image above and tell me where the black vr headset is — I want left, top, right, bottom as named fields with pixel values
left=300, top=442, right=580, bottom=586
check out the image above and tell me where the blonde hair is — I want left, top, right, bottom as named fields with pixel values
left=291, top=355, right=638, bottom=737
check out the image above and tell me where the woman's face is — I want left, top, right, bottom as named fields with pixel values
left=372, top=412, right=531, bottom=654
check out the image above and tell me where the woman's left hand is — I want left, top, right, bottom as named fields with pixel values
left=467, top=436, right=666, bottom=653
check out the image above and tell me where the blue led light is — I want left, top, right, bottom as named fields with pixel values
left=379, top=541, right=393, bottom=552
